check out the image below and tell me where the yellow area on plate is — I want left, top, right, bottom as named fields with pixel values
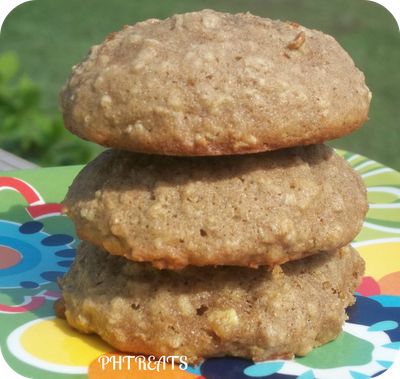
left=357, top=241, right=400, bottom=280
left=20, top=318, right=112, bottom=366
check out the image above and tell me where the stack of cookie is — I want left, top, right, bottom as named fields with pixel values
left=58, top=10, right=370, bottom=363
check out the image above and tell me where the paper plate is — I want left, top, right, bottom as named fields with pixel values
left=0, top=151, right=399, bottom=379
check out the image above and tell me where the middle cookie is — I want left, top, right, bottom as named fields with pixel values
left=63, top=145, right=367, bottom=269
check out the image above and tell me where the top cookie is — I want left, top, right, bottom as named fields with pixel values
left=60, top=10, right=371, bottom=156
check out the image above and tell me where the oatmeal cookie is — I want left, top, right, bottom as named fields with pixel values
left=63, top=145, right=367, bottom=269
left=59, top=242, right=364, bottom=364
left=60, top=10, right=370, bottom=155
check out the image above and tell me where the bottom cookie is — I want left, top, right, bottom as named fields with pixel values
left=59, top=243, right=364, bottom=364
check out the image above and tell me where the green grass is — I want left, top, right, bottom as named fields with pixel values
left=0, top=0, right=399, bottom=169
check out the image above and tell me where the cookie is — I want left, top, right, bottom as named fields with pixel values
left=60, top=10, right=371, bottom=156
left=59, top=242, right=364, bottom=364
left=63, top=145, right=368, bottom=269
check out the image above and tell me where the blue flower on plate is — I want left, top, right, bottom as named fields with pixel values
left=0, top=220, right=75, bottom=289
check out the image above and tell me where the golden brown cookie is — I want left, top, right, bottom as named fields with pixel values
left=63, top=145, right=368, bottom=269
left=60, top=10, right=371, bottom=156
left=59, top=242, right=364, bottom=364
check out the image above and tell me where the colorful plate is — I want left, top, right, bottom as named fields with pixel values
left=1, top=151, right=400, bottom=379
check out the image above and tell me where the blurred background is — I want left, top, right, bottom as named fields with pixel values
left=0, top=0, right=399, bottom=169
